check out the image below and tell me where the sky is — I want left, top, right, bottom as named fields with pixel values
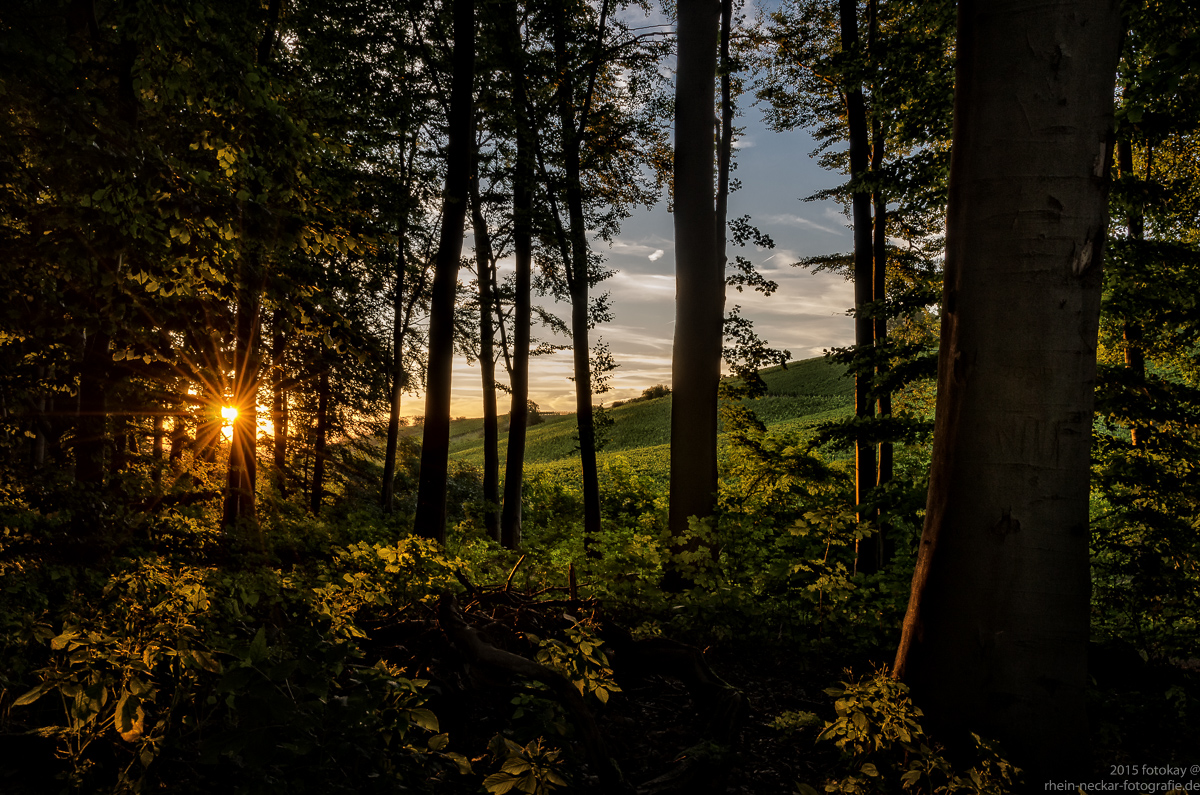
left=410, top=9, right=858, bottom=418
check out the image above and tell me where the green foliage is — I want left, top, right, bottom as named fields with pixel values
left=769, top=709, right=823, bottom=735
left=483, top=736, right=568, bottom=795
left=1, top=547, right=471, bottom=794
left=641, top=384, right=671, bottom=400
left=529, top=621, right=621, bottom=705
left=811, top=672, right=1021, bottom=794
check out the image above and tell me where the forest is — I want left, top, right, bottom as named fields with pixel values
left=1, top=0, right=1199, bottom=792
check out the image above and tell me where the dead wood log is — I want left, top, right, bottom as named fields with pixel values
left=436, top=594, right=632, bottom=794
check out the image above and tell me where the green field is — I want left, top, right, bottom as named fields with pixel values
left=440, top=355, right=854, bottom=483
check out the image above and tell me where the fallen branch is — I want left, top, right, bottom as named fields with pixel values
left=436, top=594, right=632, bottom=794
left=504, top=554, right=527, bottom=592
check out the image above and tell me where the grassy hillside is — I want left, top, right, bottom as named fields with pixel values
left=441, top=355, right=853, bottom=481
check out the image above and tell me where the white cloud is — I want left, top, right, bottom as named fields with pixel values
left=765, top=213, right=845, bottom=236
left=648, top=248, right=665, bottom=261
left=607, top=237, right=671, bottom=258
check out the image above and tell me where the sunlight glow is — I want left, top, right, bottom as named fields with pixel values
left=220, top=406, right=239, bottom=423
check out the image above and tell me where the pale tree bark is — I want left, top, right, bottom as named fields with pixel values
left=839, top=0, right=877, bottom=575
left=413, top=0, right=475, bottom=544
left=892, top=0, right=1121, bottom=775
left=500, top=0, right=533, bottom=550
left=665, top=0, right=721, bottom=589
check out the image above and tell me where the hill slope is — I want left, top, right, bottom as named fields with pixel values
left=442, top=355, right=853, bottom=480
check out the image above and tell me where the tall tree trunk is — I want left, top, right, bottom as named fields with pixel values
left=1117, top=138, right=1147, bottom=446
left=223, top=277, right=261, bottom=530
left=413, top=0, right=475, bottom=544
left=169, top=416, right=187, bottom=466
left=840, top=0, right=877, bottom=575
left=867, top=0, right=890, bottom=571
left=500, top=3, right=534, bottom=550
left=381, top=232, right=407, bottom=514
left=271, top=308, right=289, bottom=493
left=32, top=365, right=47, bottom=469
left=152, top=412, right=163, bottom=487
left=551, top=0, right=608, bottom=554
left=221, top=0, right=281, bottom=526
left=891, top=0, right=1121, bottom=775
left=665, top=0, right=722, bottom=589
left=75, top=329, right=109, bottom=485
left=310, top=366, right=329, bottom=516
left=470, top=175, right=501, bottom=542
left=859, top=114, right=889, bottom=575
left=110, top=415, right=127, bottom=479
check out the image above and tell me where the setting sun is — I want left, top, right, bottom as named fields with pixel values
left=220, top=405, right=239, bottom=423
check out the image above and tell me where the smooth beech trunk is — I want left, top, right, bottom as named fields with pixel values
left=839, top=0, right=877, bottom=575
left=500, top=2, right=533, bottom=550
left=310, top=366, right=329, bottom=515
left=413, top=0, right=474, bottom=544
left=271, top=308, right=288, bottom=492
left=860, top=115, right=889, bottom=574
left=550, top=0, right=608, bottom=553
left=470, top=176, right=501, bottom=541
left=666, top=0, right=721, bottom=588
left=381, top=227, right=407, bottom=513
left=892, top=0, right=1121, bottom=774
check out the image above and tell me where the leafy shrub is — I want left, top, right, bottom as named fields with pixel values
left=805, top=671, right=1021, bottom=794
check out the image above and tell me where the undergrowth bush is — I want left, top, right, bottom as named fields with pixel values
left=787, top=671, right=1022, bottom=794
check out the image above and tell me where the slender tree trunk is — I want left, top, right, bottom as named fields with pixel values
left=501, top=3, right=534, bottom=550
left=170, top=416, right=187, bottom=466
left=110, top=415, right=127, bottom=478
left=840, top=0, right=877, bottom=575
left=223, top=278, right=261, bottom=530
left=859, top=117, right=889, bottom=575
left=868, top=0, right=891, bottom=571
left=470, top=175, right=501, bottom=542
left=310, top=366, right=329, bottom=516
left=381, top=234, right=407, bottom=514
left=666, top=0, right=722, bottom=589
left=413, top=0, right=475, bottom=544
left=891, top=0, right=1120, bottom=775
left=551, top=0, right=607, bottom=554
left=271, top=308, right=288, bottom=493
left=32, top=365, right=46, bottom=469
left=75, top=329, right=109, bottom=485
left=152, top=412, right=163, bottom=487
left=1117, top=138, right=1147, bottom=446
